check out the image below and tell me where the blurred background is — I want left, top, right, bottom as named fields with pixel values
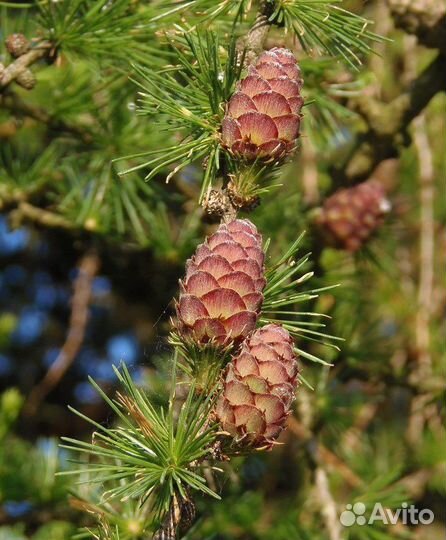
left=0, top=1, right=445, bottom=539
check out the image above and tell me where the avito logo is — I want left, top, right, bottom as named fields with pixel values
left=340, top=502, right=434, bottom=527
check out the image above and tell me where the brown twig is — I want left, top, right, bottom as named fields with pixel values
left=387, top=0, right=446, bottom=54
left=1, top=91, right=94, bottom=144
left=238, top=10, right=271, bottom=66
left=10, top=202, right=75, bottom=230
left=314, top=467, right=342, bottom=540
left=331, top=53, right=446, bottom=186
left=340, top=402, right=379, bottom=454
left=301, top=136, right=320, bottom=205
left=331, top=0, right=445, bottom=186
left=396, top=468, right=435, bottom=499
left=287, top=416, right=363, bottom=489
left=0, top=41, right=51, bottom=90
left=413, top=113, right=434, bottom=379
left=203, top=2, right=274, bottom=224
left=25, top=252, right=100, bottom=416
left=402, top=36, right=437, bottom=445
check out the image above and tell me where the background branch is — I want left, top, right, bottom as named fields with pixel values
left=314, top=467, right=342, bottom=540
left=1, top=91, right=94, bottom=144
left=10, top=202, right=75, bottom=230
left=331, top=53, right=446, bottom=185
left=0, top=40, right=51, bottom=90
left=387, top=0, right=446, bottom=53
left=24, top=252, right=100, bottom=416
left=413, top=113, right=434, bottom=380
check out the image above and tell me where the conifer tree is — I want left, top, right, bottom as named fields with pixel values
left=0, top=1, right=444, bottom=540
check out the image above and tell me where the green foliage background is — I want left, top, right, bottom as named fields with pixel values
left=0, top=0, right=445, bottom=539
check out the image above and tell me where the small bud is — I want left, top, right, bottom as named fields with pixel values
left=5, top=33, right=30, bottom=58
left=202, top=189, right=233, bottom=221
left=227, top=180, right=260, bottom=212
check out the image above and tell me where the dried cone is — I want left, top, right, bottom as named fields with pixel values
left=315, top=180, right=390, bottom=252
left=176, top=219, right=266, bottom=347
left=222, top=47, right=303, bottom=161
left=16, top=69, right=36, bottom=90
left=5, top=33, right=30, bottom=58
left=216, top=324, right=299, bottom=449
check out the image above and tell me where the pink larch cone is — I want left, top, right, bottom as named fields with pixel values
left=315, top=180, right=391, bottom=252
left=216, top=324, right=299, bottom=449
left=176, top=219, right=266, bottom=347
left=222, top=47, right=304, bottom=161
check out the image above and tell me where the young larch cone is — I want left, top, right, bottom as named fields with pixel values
left=222, top=48, right=304, bottom=161
left=176, top=219, right=266, bottom=347
left=216, top=324, right=299, bottom=449
left=315, top=180, right=390, bottom=252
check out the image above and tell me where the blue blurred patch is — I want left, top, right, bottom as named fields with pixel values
left=12, top=307, right=48, bottom=346
left=74, top=381, right=101, bottom=404
left=36, top=438, right=62, bottom=463
left=32, top=271, right=52, bottom=286
left=88, top=304, right=110, bottom=322
left=3, top=265, right=28, bottom=287
left=3, top=500, right=33, bottom=518
left=0, top=273, right=10, bottom=302
left=42, top=347, right=60, bottom=368
left=77, top=347, right=100, bottom=373
left=92, top=358, right=117, bottom=382
left=92, top=276, right=111, bottom=296
left=106, top=333, right=139, bottom=365
left=34, top=283, right=58, bottom=310
left=0, top=354, right=12, bottom=376
left=77, top=349, right=119, bottom=381
left=379, top=319, right=398, bottom=338
left=68, top=268, right=79, bottom=282
left=129, top=366, right=144, bottom=384
left=0, top=216, right=29, bottom=256
left=55, top=286, right=70, bottom=307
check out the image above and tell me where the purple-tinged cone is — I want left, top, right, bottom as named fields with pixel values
left=315, top=180, right=390, bottom=252
left=222, top=48, right=304, bottom=161
left=216, top=324, right=299, bottom=449
left=176, top=219, right=266, bottom=347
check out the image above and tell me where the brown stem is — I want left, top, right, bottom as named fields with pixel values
left=10, top=202, right=75, bottom=230
left=396, top=468, right=435, bottom=499
left=413, top=113, right=434, bottom=380
left=315, top=467, right=342, bottom=540
left=152, top=491, right=196, bottom=540
left=387, top=0, right=446, bottom=54
left=301, top=136, right=320, bottom=205
left=203, top=1, right=274, bottom=223
left=1, top=91, right=94, bottom=144
left=403, top=37, right=437, bottom=444
left=24, top=252, right=100, bottom=416
left=0, top=41, right=51, bottom=90
left=287, top=416, right=363, bottom=489
left=331, top=53, right=446, bottom=186
left=238, top=12, right=270, bottom=63
left=237, top=0, right=273, bottom=65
